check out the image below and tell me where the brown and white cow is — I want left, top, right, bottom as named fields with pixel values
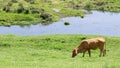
left=72, top=37, right=106, bottom=58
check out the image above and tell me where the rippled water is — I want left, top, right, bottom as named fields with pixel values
left=0, top=11, right=120, bottom=36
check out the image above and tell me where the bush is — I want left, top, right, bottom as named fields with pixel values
left=95, top=0, right=107, bottom=6
left=3, top=7, right=10, bottom=12
left=30, top=7, right=44, bottom=14
left=24, top=9, right=30, bottom=14
left=0, top=42, right=11, bottom=47
left=17, top=3, right=24, bottom=13
left=64, top=21, right=70, bottom=25
left=11, top=0, right=18, bottom=3
left=40, top=13, right=52, bottom=21
left=24, top=0, right=35, bottom=4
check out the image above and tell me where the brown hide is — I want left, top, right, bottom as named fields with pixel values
left=72, top=37, right=106, bottom=58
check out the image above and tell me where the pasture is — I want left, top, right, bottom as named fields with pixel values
left=0, top=34, right=120, bottom=68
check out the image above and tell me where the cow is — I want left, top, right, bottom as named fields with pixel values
left=72, top=37, right=106, bottom=58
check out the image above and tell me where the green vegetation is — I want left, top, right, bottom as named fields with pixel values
left=0, top=0, right=120, bottom=26
left=64, top=21, right=70, bottom=25
left=0, top=34, right=120, bottom=68
left=0, top=12, right=41, bottom=26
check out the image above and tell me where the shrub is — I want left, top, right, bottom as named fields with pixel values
left=30, top=7, right=44, bottom=14
left=0, top=42, right=11, bottom=47
left=3, top=2, right=13, bottom=12
left=85, top=2, right=92, bottom=10
left=95, top=0, right=107, bottom=6
left=11, top=0, right=18, bottom=3
left=3, top=7, right=10, bottom=12
left=17, top=3, right=24, bottom=13
left=64, top=21, right=70, bottom=25
left=24, top=9, right=30, bottom=14
left=24, top=0, right=35, bottom=4
left=40, top=13, right=52, bottom=21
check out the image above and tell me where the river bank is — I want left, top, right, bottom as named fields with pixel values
left=1, top=11, right=120, bottom=36
left=0, top=0, right=120, bottom=26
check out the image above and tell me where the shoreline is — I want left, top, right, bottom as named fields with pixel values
left=0, top=0, right=120, bottom=26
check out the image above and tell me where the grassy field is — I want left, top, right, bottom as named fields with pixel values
left=0, top=0, right=120, bottom=26
left=0, top=34, right=120, bottom=68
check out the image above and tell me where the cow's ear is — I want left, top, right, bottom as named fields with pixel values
left=75, top=49, right=77, bottom=54
left=72, top=49, right=75, bottom=52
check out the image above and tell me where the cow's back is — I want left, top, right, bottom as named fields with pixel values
left=82, top=38, right=105, bottom=50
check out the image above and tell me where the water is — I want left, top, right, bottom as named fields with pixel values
left=0, top=11, right=120, bottom=36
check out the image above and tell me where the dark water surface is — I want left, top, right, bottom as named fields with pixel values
left=0, top=11, right=120, bottom=36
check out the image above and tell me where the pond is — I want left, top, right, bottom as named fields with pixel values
left=0, top=11, right=120, bottom=36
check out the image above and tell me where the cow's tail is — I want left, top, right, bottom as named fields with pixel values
left=104, top=41, right=106, bottom=50
left=104, top=41, right=108, bottom=56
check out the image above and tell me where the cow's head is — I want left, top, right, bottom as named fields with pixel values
left=72, top=48, right=78, bottom=58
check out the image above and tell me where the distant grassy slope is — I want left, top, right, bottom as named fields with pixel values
left=0, top=34, right=120, bottom=68
left=0, top=0, right=120, bottom=26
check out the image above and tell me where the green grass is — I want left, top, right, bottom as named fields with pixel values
left=0, top=34, right=120, bottom=68
left=0, top=11, right=41, bottom=26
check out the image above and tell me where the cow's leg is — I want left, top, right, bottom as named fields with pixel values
left=99, top=49, right=102, bottom=57
left=88, top=49, right=91, bottom=57
left=99, top=49, right=104, bottom=57
left=82, top=51, right=86, bottom=57
left=103, top=49, right=106, bottom=56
